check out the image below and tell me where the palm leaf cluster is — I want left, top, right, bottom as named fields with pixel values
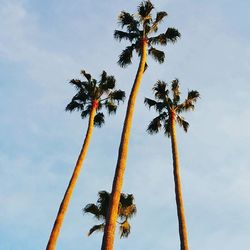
left=66, top=70, right=125, bottom=127
left=114, top=0, right=180, bottom=67
left=145, top=79, right=200, bottom=136
left=83, top=191, right=136, bottom=238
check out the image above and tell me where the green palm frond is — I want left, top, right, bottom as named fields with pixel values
left=148, top=47, right=165, bottom=63
left=118, top=44, right=135, bottom=67
left=119, top=194, right=137, bottom=219
left=119, top=220, right=131, bottom=238
left=176, top=115, right=189, bottom=132
left=105, top=101, right=117, bottom=114
left=80, top=70, right=91, bottom=82
left=149, top=28, right=180, bottom=45
left=147, top=116, right=162, bottom=134
left=100, top=73, right=116, bottom=91
left=150, top=11, right=168, bottom=33
left=114, top=30, right=138, bottom=42
left=81, top=105, right=91, bottom=119
left=118, top=11, right=139, bottom=32
left=138, top=0, right=154, bottom=20
left=187, top=90, right=200, bottom=103
left=144, top=97, right=157, bottom=109
left=94, top=112, right=105, bottom=127
left=65, top=100, right=83, bottom=112
left=83, top=204, right=101, bottom=219
left=165, top=28, right=181, bottom=43
left=109, top=90, right=126, bottom=103
left=69, top=79, right=83, bottom=90
left=171, top=79, right=181, bottom=104
left=153, top=80, right=168, bottom=100
left=97, top=191, right=110, bottom=217
left=100, top=71, right=107, bottom=84
left=155, top=11, right=168, bottom=24
left=87, top=224, right=105, bottom=236
left=163, top=119, right=171, bottom=137
left=178, top=90, right=200, bottom=112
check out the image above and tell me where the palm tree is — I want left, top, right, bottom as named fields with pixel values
left=144, top=79, right=200, bottom=250
left=46, top=70, right=125, bottom=250
left=102, top=1, right=180, bottom=249
left=83, top=191, right=137, bottom=239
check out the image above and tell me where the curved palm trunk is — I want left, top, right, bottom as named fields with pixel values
left=170, top=111, right=189, bottom=250
left=46, top=105, right=97, bottom=250
left=101, top=40, right=147, bottom=250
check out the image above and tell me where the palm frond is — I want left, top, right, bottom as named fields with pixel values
left=178, top=90, right=200, bottom=112
left=187, top=90, right=200, bottom=103
left=147, top=116, right=162, bottom=134
left=155, top=11, right=168, bottom=24
left=153, top=80, right=168, bottom=100
left=118, top=11, right=139, bottom=32
left=163, top=119, right=171, bottom=137
left=69, top=79, right=83, bottom=90
left=150, top=11, right=168, bottom=33
left=87, top=224, right=105, bottom=236
left=100, top=74, right=116, bottom=91
left=148, top=47, right=165, bottom=63
left=65, top=100, right=83, bottom=112
left=114, top=30, right=138, bottom=42
left=119, top=194, right=137, bottom=218
left=94, top=112, right=105, bottom=127
left=105, top=101, right=117, bottom=114
left=72, top=89, right=89, bottom=103
left=118, top=44, right=135, bottom=67
left=171, top=79, right=180, bottom=104
left=149, top=27, right=180, bottom=46
left=177, top=115, right=189, bottom=132
left=109, top=90, right=126, bottom=103
left=81, top=106, right=91, bottom=119
left=165, top=28, right=181, bottom=43
left=80, top=70, right=91, bottom=82
left=119, top=220, right=131, bottom=238
left=138, top=1, right=154, bottom=20
left=97, top=191, right=110, bottom=217
left=144, top=97, right=157, bottom=109
left=83, top=204, right=100, bottom=218
left=100, top=71, right=107, bottom=84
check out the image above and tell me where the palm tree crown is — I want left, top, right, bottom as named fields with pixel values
left=145, top=79, right=200, bottom=135
left=114, top=0, right=181, bottom=67
left=84, top=191, right=137, bottom=238
left=66, top=70, right=125, bottom=126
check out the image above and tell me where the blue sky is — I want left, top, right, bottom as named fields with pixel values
left=1, top=0, right=250, bottom=249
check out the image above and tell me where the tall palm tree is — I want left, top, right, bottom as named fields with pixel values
left=46, top=70, right=125, bottom=250
left=102, top=1, right=180, bottom=249
left=144, top=79, right=200, bottom=250
left=83, top=191, right=137, bottom=239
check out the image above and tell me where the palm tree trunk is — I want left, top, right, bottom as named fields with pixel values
left=46, top=104, right=97, bottom=250
left=101, top=40, right=147, bottom=250
left=170, top=111, right=189, bottom=250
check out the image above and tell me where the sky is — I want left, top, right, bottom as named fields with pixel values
left=0, top=0, right=250, bottom=249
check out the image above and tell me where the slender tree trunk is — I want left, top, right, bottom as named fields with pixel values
left=46, top=104, right=97, bottom=250
left=169, top=111, right=189, bottom=250
left=101, top=40, right=147, bottom=250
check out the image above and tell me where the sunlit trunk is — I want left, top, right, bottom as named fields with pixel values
left=101, top=40, right=147, bottom=250
left=46, top=103, right=97, bottom=250
left=170, top=111, right=189, bottom=250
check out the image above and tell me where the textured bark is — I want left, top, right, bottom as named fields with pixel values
left=170, top=111, right=189, bottom=250
left=101, top=40, right=147, bottom=250
left=46, top=105, right=97, bottom=250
